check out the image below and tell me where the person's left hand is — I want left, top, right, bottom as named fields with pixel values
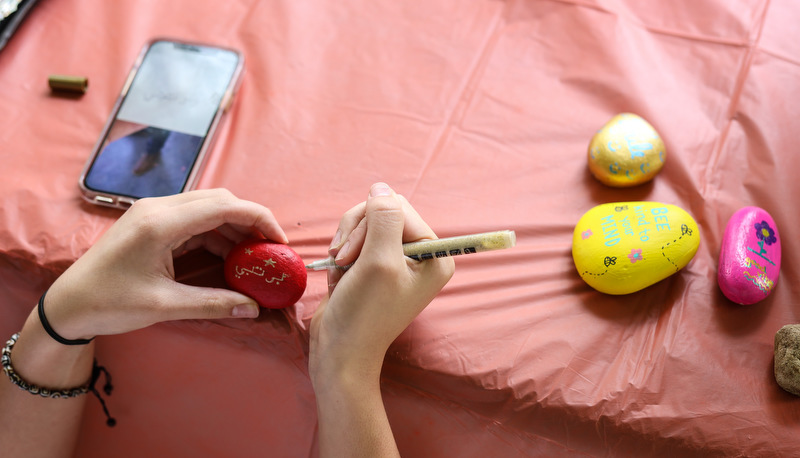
left=42, top=189, right=288, bottom=341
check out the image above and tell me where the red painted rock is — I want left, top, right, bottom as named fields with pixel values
left=224, top=239, right=307, bottom=309
left=718, top=207, right=781, bottom=305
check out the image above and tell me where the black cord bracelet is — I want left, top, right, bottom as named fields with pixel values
left=37, top=289, right=94, bottom=346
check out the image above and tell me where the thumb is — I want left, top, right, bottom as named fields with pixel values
left=361, top=183, right=405, bottom=262
left=163, top=283, right=261, bottom=321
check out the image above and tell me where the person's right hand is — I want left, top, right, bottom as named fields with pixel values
left=308, top=183, right=453, bottom=457
left=309, top=182, right=454, bottom=382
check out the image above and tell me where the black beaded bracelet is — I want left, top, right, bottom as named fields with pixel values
left=2, top=332, right=117, bottom=426
left=37, top=289, right=94, bottom=345
left=1, top=333, right=89, bottom=398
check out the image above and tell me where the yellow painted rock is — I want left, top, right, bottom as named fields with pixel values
left=588, top=113, right=666, bottom=187
left=572, top=202, right=699, bottom=294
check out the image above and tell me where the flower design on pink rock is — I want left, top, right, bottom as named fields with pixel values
left=627, top=248, right=643, bottom=263
left=754, top=221, right=777, bottom=246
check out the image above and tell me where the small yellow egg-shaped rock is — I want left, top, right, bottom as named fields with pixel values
left=572, top=202, right=699, bottom=295
left=588, top=113, right=666, bottom=187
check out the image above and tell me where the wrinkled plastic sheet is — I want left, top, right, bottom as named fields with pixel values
left=1, top=0, right=799, bottom=456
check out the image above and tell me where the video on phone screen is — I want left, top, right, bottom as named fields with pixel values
left=84, top=41, right=238, bottom=199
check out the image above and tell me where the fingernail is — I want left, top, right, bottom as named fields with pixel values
left=232, top=304, right=260, bottom=318
left=329, top=230, right=343, bottom=252
left=335, top=240, right=351, bottom=262
left=370, top=182, right=393, bottom=197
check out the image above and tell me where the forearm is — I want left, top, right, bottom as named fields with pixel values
left=0, top=308, right=95, bottom=458
left=313, top=363, right=401, bottom=458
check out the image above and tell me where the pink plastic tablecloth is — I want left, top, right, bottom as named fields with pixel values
left=1, top=0, right=798, bottom=456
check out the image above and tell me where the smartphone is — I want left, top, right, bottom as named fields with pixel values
left=79, top=39, right=244, bottom=209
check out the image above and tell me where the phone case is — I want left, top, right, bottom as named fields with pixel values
left=78, top=38, right=245, bottom=210
left=0, top=0, right=41, bottom=53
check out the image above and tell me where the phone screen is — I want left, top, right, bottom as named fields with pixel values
left=83, top=41, right=240, bottom=200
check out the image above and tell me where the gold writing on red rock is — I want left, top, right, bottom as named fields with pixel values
left=264, top=273, right=289, bottom=285
left=233, top=258, right=290, bottom=286
left=234, top=265, right=266, bottom=278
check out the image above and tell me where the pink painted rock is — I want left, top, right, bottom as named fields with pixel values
left=718, top=207, right=781, bottom=305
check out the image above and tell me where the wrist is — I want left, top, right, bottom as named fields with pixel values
left=43, top=281, right=96, bottom=342
left=9, top=310, right=95, bottom=390
left=311, top=359, right=384, bottom=422
left=310, top=349, right=384, bottom=394
left=310, top=320, right=389, bottom=389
